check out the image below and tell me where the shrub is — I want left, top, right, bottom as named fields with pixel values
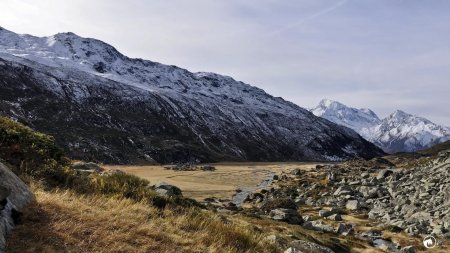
left=0, top=116, right=199, bottom=208
left=0, top=116, right=70, bottom=186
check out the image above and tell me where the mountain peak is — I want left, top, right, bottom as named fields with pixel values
left=391, top=109, right=410, bottom=118
left=311, top=99, right=381, bottom=132
left=318, top=98, right=342, bottom=108
left=55, top=31, right=78, bottom=37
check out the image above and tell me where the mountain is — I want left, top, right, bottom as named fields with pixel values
left=311, top=99, right=380, bottom=132
left=368, top=110, right=450, bottom=153
left=312, top=99, right=450, bottom=153
left=0, top=27, right=384, bottom=163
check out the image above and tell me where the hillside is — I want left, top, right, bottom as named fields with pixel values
left=0, top=116, right=374, bottom=253
left=1, top=116, right=449, bottom=252
left=0, top=27, right=383, bottom=164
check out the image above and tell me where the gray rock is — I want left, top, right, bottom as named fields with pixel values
left=336, top=223, right=354, bottom=236
left=154, top=182, right=182, bottom=197
left=72, top=161, right=104, bottom=173
left=377, top=169, right=394, bottom=180
left=304, top=220, right=334, bottom=233
left=432, top=226, right=445, bottom=236
left=407, top=211, right=431, bottom=223
left=327, top=171, right=337, bottom=182
left=327, top=213, right=343, bottom=221
left=399, top=246, right=416, bottom=253
left=319, top=209, right=332, bottom=217
left=285, top=240, right=334, bottom=253
left=373, top=239, right=398, bottom=252
left=345, top=200, right=361, bottom=211
left=291, top=169, right=303, bottom=176
left=262, top=234, right=287, bottom=248
left=302, top=215, right=312, bottom=222
left=305, top=197, right=315, bottom=206
left=0, top=186, right=10, bottom=202
left=0, top=162, right=33, bottom=252
left=333, top=186, right=352, bottom=196
left=358, top=186, right=378, bottom=198
left=269, top=208, right=304, bottom=225
left=294, top=197, right=306, bottom=205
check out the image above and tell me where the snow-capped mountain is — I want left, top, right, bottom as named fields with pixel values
left=312, top=99, right=450, bottom=153
left=311, top=99, right=380, bottom=132
left=0, top=27, right=384, bottom=163
left=368, top=110, right=450, bottom=153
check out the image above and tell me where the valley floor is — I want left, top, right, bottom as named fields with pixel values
left=109, top=162, right=319, bottom=201
left=8, top=160, right=450, bottom=253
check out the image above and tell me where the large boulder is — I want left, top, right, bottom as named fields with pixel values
left=345, top=200, right=363, bottom=211
left=0, top=162, right=33, bottom=252
left=71, top=162, right=103, bottom=173
left=269, top=208, right=303, bottom=225
left=153, top=182, right=183, bottom=197
left=376, top=169, right=394, bottom=180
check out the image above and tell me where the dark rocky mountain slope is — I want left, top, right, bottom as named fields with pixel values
left=0, top=28, right=384, bottom=164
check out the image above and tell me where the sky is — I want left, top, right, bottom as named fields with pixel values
left=0, top=0, right=449, bottom=125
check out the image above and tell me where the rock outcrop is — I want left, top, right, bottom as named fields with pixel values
left=0, top=162, right=33, bottom=252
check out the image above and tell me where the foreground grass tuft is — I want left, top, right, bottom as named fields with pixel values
left=7, top=186, right=275, bottom=253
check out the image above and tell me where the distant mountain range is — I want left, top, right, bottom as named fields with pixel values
left=0, top=27, right=383, bottom=164
left=311, top=99, right=450, bottom=153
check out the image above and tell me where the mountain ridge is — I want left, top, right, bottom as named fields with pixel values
left=0, top=27, right=384, bottom=163
left=311, top=99, right=450, bottom=153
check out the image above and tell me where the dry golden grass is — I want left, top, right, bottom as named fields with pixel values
left=109, top=163, right=318, bottom=200
left=7, top=186, right=278, bottom=253
left=6, top=184, right=379, bottom=253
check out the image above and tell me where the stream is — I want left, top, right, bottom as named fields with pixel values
left=231, top=170, right=275, bottom=206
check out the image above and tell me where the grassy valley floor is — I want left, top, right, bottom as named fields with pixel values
left=110, top=163, right=319, bottom=201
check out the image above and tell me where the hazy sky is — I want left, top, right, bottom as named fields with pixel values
left=1, top=0, right=449, bottom=125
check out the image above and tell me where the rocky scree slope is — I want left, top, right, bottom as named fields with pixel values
left=239, top=151, right=450, bottom=251
left=312, top=99, right=450, bottom=153
left=0, top=27, right=383, bottom=163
